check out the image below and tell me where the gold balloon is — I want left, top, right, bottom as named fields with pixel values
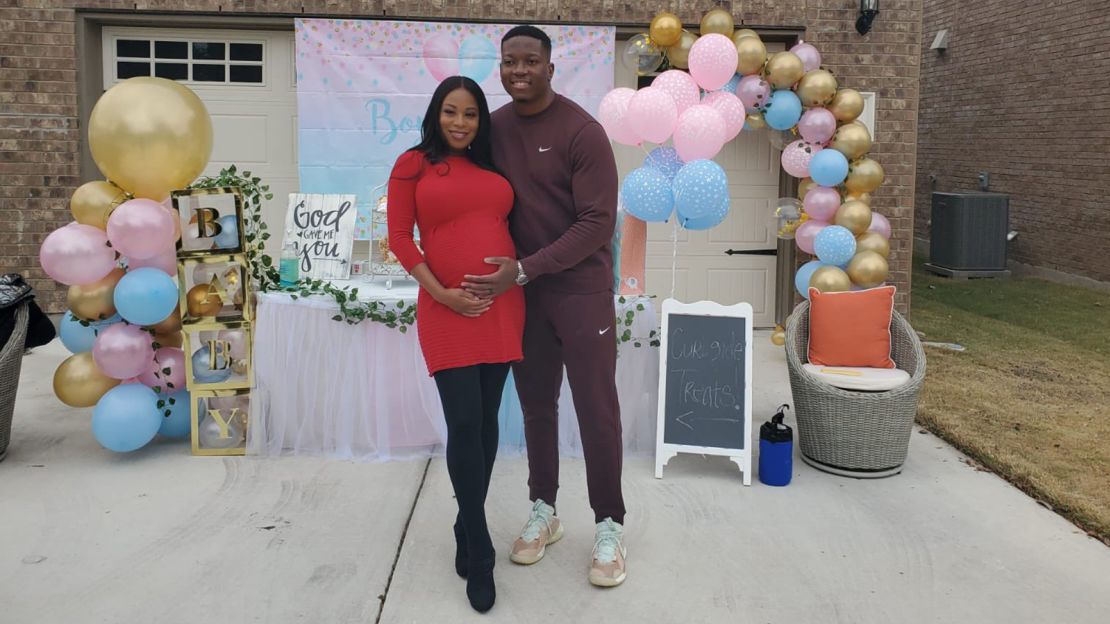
left=830, top=121, right=872, bottom=161
left=186, top=283, right=223, bottom=317
left=70, top=181, right=127, bottom=230
left=765, top=51, right=806, bottom=89
left=856, top=231, right=891, bottom=258
left=846, top=190, right=872, bottom=205
left=53, top=352, right=120, bottom=408
left=795, top=69, right=839, bottom=107
left=735, top=35, right=767, bottom=76
left=700, top=8, right=735, bottom=37
left=745, top=112, right=767, bottom=130
left=667, top=30, right=698, bottom=69
left=148, top=305, right=182, bottom=334
left=733, top=29, right=760, bottom=41
left=835, top=199, right=873, bottom=236
left=810, top=266, right=852, bottom=293
left=770, top=330, right=786, bottom=347
left=847, top=251, right=889, bottom=288
left=67, top=267, right=124, bottom=322
left=797, top=177, right=818, bottom=200
left=845, top=158, right=885, bottom=194
left=829, top=88, right=865, bottom=123
left=154, top=331, right=184, bottom=349
left=650, top=12, right=683, bottom=48
left=88, top=77, right=213, bottom=200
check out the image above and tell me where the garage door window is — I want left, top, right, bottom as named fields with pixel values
left=111, top=37, right=264, bottom=85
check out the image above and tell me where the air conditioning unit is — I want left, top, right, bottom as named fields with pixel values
left=926, top=192, right=1010, bottom=277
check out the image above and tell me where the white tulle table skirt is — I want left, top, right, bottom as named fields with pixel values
left=248, top=279, right=659, bottom=461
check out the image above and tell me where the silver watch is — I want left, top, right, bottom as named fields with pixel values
left=514, top=261, right=529, bottom=286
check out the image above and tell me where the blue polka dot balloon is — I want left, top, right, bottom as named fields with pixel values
left=813, top=225, right=857, bottom=266
left=673, top=159, right=730, bottom=225
left=643, top=147, right=685, bottom=181
left=620, top=166, right=675, bottom=223
left=682, top=196, right=730, bottom=230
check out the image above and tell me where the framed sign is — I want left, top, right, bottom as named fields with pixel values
left=178, top=254, right=251, bottom=325
left=655, top=298, right=754, bottom=485
left=172, top=187, right=245, bottom=257
left=284, top=193, right=357, bottom=280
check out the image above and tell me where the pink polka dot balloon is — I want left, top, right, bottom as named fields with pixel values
left=688, top=34, right=739, bottom=91
left=673, top=105, right=727, bottom=162
left=702, top=91, right=745, bottom=141
left=781, top=140, right=823, bottom=179
left=652, top=70, right=701, bottom=115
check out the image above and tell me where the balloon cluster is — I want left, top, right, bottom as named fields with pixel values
left=43, top=77, right=213, bottom=453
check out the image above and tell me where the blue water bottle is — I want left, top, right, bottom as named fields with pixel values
left=759, top=404, right=793, bottom=487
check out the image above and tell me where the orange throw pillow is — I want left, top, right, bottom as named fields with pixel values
left=807, top=286, right=896, bottom=369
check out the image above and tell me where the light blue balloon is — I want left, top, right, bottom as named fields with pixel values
left=213, top=215, right=240, bottom=250
left=643, top=147, right=684, bottom=181
left=191, top=345, right=233, bottom=384
left=794, top=260, right=825, bottom=299
left=459, top=35, right=498, bottom=83
left=721, top=73, right=743, bottom=95
left=814, top=225, right=858, bottom=266
left=92, top=383, right=161, bottom=453
left=158, top=389, right=192, bottom=439
left=114, top=267, right=179, bottom=326
left=681, top=196, right=730, bottom=230
left=59, top=311, right=121, bottom=354
left=763, top=90, right=803, bottom=130
left=673, top=160, right=730, bottom=223
left=809, top=149, right=850, bottom=187
left=621, top=166, right=674, bottom=223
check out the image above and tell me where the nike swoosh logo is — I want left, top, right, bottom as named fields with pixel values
left=538, top=146, right=552, bottom=152
left=598, top=327, right=611, bottom=335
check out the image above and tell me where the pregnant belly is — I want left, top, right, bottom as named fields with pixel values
left=424, top=227, right=516, bottom=288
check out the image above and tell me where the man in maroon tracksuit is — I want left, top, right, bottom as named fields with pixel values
left=462, top=25, right=627, bottom=587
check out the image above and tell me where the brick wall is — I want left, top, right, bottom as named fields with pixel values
left=1, top=0, right=922, bottom=312
left=916, top=0, right=1110, bottom=282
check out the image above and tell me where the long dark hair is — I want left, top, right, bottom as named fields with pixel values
left=408, top=76, right=497, bottom=173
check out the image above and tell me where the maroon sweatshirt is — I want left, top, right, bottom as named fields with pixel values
left=491, top=95, right=619, bottom=294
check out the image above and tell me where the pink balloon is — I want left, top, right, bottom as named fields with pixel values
left=869, top=211, right=892, bottom=240
left=688, top=34, right=739, bottom=91
left=627, top=87, right=678, bottom=144
left=39, top=222, right=117, bottom=286
left=790, top=42, right=823, bottom=73
left=107, top=198, right=177, bottom=260
left=673, top=105, right=727, bottom=162
left=422, top=34, right=460, bottom=82
left=598, top=88, right=641, bottom=146
left=93, top=323, right=155, bottom=380
left=702, top=91, right=746, bottom=141
left=736, top=75, right=771, bottom=113
left=798, top=108, right=837, bottom=145
left=804, top=186, right=841, bottom=222
left=126, top=245, right=178, bottom=276
left=217, top=328, right=250, bottom=361
left=795, top=220, right=829, bottom=255
left=781, top=140, right=822, bottom=179
left=139, top=346, right=186, bottom=391
left=652, top=70, right=701, bottom=114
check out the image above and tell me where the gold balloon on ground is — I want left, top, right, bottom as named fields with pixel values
left=830, top=121, right=872, bottom=161
left=770, top=330, right=786, bottom=346
left=700, top=8, right=735, bottom=37
left=649, top=12, right=683, bottom=48
left=856, top=231, right=891, bottom=258
left=765, top=51, right=805, bottom=89
left=810, top=266, right=852, bottom=293
left=795, top=69, right=838, bottom=107
left=70, top=181, right=127, bottom=230
left=667, top=30, right=698, bottom=69
left=53, top=352, right=120, bottom=407
left=88, top=77, right=213, bottom=200
left=847, top=251, right=889, bottom=288
left=67, top=267, right=124, bottom=322
left=829, top=88, right=865, bottom=123
left=835, top=199, right=873, bottom=236
left=735, top=35, right=767, bottom=76
left=846, top=158, right=885, bottom=194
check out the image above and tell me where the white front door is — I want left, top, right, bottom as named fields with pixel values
left=613, top=41, right=784, bottom=327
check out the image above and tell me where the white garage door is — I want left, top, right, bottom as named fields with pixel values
left=101, top=27, right=298, bottom=239
left=613, top=40, right=784, bottom=327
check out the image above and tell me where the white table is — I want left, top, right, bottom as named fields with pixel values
left=249, top=277, right=660, bottom=460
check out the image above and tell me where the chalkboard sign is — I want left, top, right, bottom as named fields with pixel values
left=655, top=299, right=754, bottom=485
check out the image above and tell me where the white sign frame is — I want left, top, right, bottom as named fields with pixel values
left=655, top=298, right=754, bottom=485
left=284, top=193, right=358, bottom=281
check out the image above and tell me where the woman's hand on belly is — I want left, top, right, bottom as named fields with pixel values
left=433, top=287, right=494, bottom=318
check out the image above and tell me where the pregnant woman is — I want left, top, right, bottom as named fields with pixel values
left=387, top=76, right=524, bottom=613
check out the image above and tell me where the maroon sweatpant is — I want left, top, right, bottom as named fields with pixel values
left=513, top=286, right=625, bottom=524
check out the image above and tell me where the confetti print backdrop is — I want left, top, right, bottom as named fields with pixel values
left=295, top=19, right=616, bottom=239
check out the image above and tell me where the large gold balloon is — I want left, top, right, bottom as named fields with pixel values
left=856, top=231, right=891, bottom=258
left=736, top=35, right=767, bottom=76
left=67, top=267, right=124, bottom=322
left=846, top=190, right=872, bottom=205
left=88, top=77, right=213, bottom=200
left=797, top=177, right=818, bottom=200
left=700, top=8, right=735, bottom=37
left=154, top=330, right=184, bottom=349
left=829, top=88, right=865, bottom=123
left=795, top=69, right=839, bottom=107
left=846, top=158, right=885, bottom=194
left=835, top=199, right=873, bottom=236
left=70, top=181, right=127, bottom=230
left=765, top=51, right=805, bottom=89
left=830, top=121, right=872, bottom=161
left=745, top=112, right=767, bottom=130
left=54, top=352, right=120, bottom=408
left=667, top=30, right=698, bottom=69
left=186, top=283, right=223, bottom=317
left=650, top=12, right=683, bottom=48
left=148, top=305, right=182, bottom=334
left=733, top=29, right=760, bottom=41
left=847, top=251, right=889, bottom=288
left=810, top=266, right=852, bottom=293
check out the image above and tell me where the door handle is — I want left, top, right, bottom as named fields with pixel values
left=724, top=249, right=777, bottom=256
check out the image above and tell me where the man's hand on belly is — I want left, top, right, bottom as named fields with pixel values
left=462, top=257, right=518, bottom=299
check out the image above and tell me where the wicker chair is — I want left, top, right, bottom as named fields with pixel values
left=785, top=300, right=926, bottom=478
left=0, top=303, right=29, bottom=461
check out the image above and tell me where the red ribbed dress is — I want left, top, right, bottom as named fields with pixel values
left=387, top=150, right=525, bottom=375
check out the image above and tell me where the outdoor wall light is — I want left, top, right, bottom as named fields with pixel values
left=856, top=0, right=879, bottom=35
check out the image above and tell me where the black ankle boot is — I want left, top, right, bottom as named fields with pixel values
left=453, top=520, right=468, bottom=579
left=466, top=556, right=496, bottom=613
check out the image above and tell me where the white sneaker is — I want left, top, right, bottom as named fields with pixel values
left=589, top=518, right=627, bottom=587
left=509, top=499, right=563, bottom=565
